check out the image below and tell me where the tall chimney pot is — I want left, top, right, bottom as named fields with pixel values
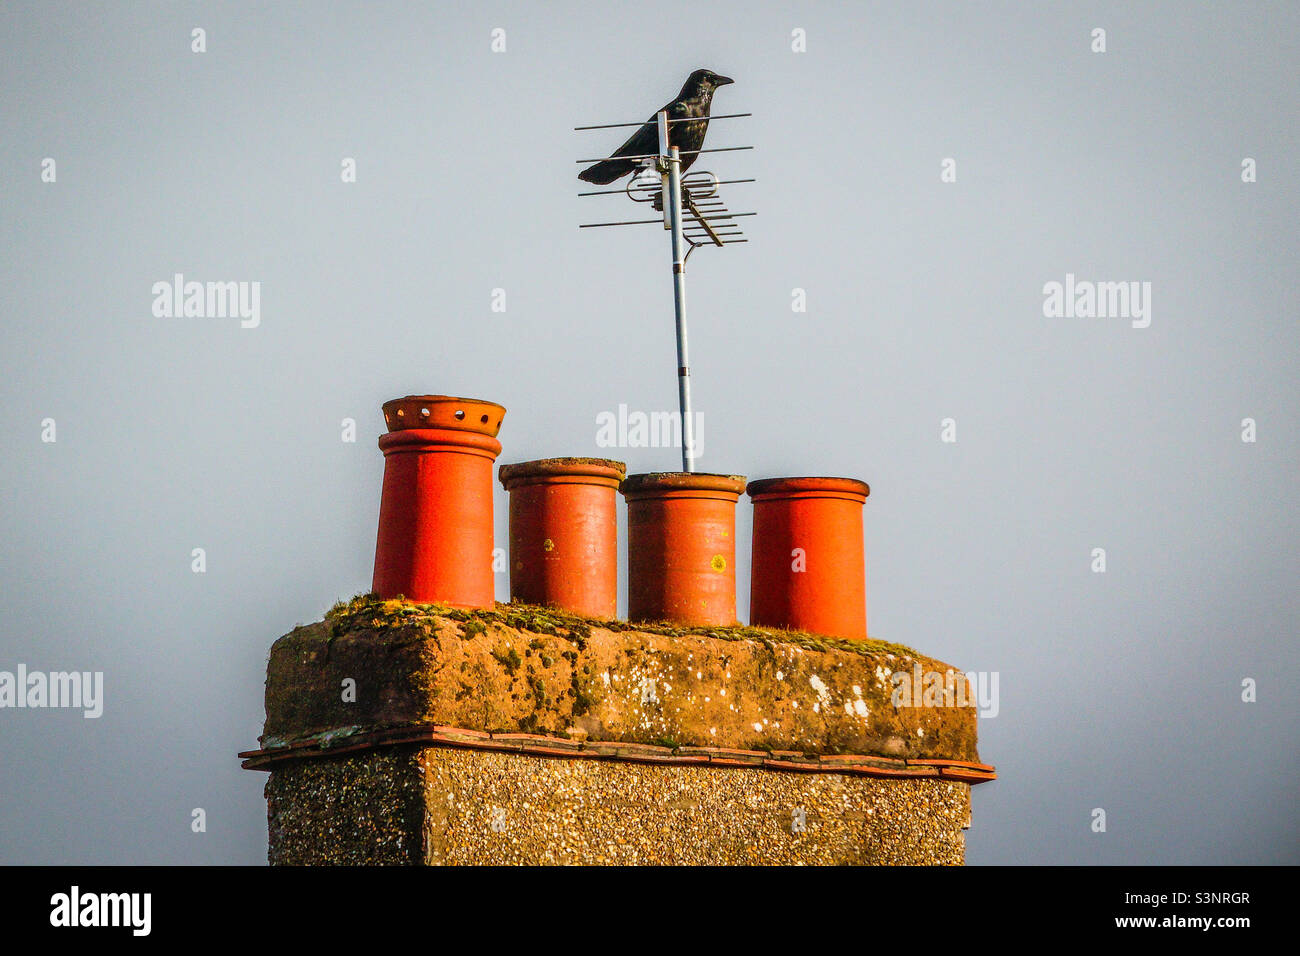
left=371, top=395, right=505, bottom=607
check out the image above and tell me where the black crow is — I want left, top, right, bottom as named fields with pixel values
left=579, top=69, right=734, bottom=185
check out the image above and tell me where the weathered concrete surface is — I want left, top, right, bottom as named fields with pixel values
left=260, top=596, right=982, bottom=762
left=266, top=747, right=971, bottom=866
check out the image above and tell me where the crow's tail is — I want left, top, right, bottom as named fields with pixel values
left=578, top=158, right=635, bottom=185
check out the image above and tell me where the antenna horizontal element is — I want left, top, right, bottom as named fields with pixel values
left=575, top=145, right=754, bottom=164
left=573, top=112, right=752, bottom=131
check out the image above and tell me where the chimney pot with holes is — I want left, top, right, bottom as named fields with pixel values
left=371, top=395, right=505, bottom=607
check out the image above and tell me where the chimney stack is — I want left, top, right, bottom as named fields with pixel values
left=244, top=403, right=993, bottom=865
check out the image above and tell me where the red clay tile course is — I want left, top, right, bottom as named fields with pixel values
left=938, top=767, right=998, bottom=783
left=762, top=758, right=822, bottom=772
left=820, top=754, right=908, bottom=769
left=521, top=747, right=588, bottom=758
left=258, top=595, right=987, bottom=769
left=432, top=735, right=511, bottom=754
left=491, top=733, right=585, bottom=752
left=241, top=724, right=995, bottom=783
left=708, top=751, right=767, bottom=766
left=432, top=725, right=490, bottom=739
left=906, top=758, right=996, bottom=772
left=582, top=741, right=670, bottom=759
left=672, top=746, right=725, bottom=759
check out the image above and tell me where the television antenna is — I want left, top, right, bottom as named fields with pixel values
left=576, top=111, right=755, bottom=472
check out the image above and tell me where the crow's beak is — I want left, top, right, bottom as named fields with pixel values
left=714, top=75, right=734, bottom=86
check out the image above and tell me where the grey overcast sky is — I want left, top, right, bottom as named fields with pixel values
left=1, top=1, right=1297, bottom=865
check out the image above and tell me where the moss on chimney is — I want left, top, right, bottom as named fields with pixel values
left=262, top=593, right=982, bottom=764
left=325, top=592, right=921, bottom=661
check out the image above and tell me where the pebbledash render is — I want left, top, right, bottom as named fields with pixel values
left=240, top=396, right=995, bottom=865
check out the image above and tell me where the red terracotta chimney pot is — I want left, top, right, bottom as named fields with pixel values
left=747, top=476, right=870, bottom=640
left=371, top=395, right=505, bottom=607
left=498, top=457, right=626, bottom=619
left=622, top=472, right=746, bottom=627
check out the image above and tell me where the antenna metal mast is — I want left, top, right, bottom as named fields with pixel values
left=659, top=112, right=695, bottom=471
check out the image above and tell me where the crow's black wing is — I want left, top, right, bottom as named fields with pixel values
left=578, top=112, right=661, bottom=185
